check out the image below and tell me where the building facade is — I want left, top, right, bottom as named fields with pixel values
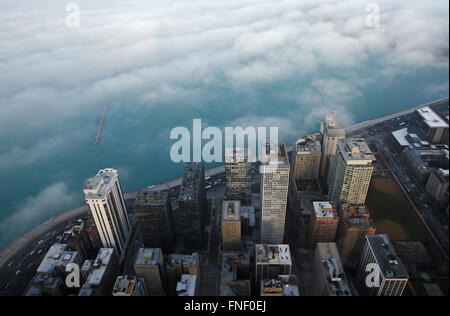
left=260, top=141, right=290, bottom=244
left=292, top=136, right=321, bottom=180
left=319, top=112, right=346, bottom=179
left=221, top=200, right=242, bottom=251
left=133, top=248, right=165, bottom=296
left=135, top=188, right=176, bottom=252
left=309, top=201, right=339, bottom=248
left=225, top=147, right=252, bottom=205
left=255, top=244, right=292, bottom=286
left=328, top=138, right=375, bottom=207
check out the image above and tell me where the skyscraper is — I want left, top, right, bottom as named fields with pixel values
left=337, top=204, right=376, bottom=264
left=292, top=136, right=322, bottom=180
left=260, top=141, right=290, bottom=244
left=134, top=248, right=165, bottom=296
left=319, top=112, right=346, bottom=179
left=134, top=188, right=175, bottom=252
left=225, top=147, right=252, bottom=205
left=83, top=168, right=132, bottom=258
left=178, top=162, right=207, bottom=250
left=221, top=200, right=242, bottom=251
left=356, top=235, right=409, bottom=296
left=328, top=138, right=375, bottom=207
left=309, top=201, right=339, bottom=248
left=311, top=242, right=352, bottom=296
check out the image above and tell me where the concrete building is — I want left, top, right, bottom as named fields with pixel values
left=225, top=147, right=252, bottom=205
left=319, top=111, right=346, bottom=179
left=133, top=248, right=165, bottom=296
left=292, top=135, right=321, bottom=180
left=25, top=244, right=83, bottom=296
left=222, top=200, right=242, bottom=251
left=166, top=253, right=199, bottom=295
left=309, top=201, right=339, bottom=248
left=78, top=248, right=120, bottom=296
left=176, top=274, right=198, bottom=296
left=112, top=275, right=148, bottom=296
left=337, top=204, right=376, bottom=264
left=260, top=141, right=290, bottom=244
left=311, top=242, right=352, bottom=296
left=178, top=162, right=207, bottom=250
left=220, top=252, right=251, bottom=296
left=255, top=244, right=292, bottom=286
left=240, top=206, right=256, bottom=235
left=357, top=235, right=409, bottom=296
left=328, top=138, right=375, bottom=207
left=415, top=106, right=449, bottom=144
left=60, top=218, right=95, bottom=261
left=134, top=188, right=176, bottom=252
left=83, top=169, right=132, bottom=259
left=425, top=169, right=449, bottom=202
left=260, top=275, right=299, bottom=296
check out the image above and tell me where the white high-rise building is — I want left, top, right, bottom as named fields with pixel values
left=328, top=138, right=375, bottom=207
left=83, top=168, right=131, bottom=258
left=260, top=141, right=290, bottom=244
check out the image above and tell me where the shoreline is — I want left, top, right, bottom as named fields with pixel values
left=0, top=97, right=448, bottom=267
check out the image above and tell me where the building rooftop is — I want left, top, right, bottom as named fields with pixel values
left=416, top=106, right=449, bottom=128
left=83, top=168, right=119, bottom=200
left=313, top=201, right=338, bottom=219
left=179, top=162, right=204, bottom=201
left=295, top=136, right=321, bottom=154
left=176, top=274, right=197, bottom=296
left=340, top=138, right=375, bottom=163
left=256, top=244, right=291, bottom=264
left=225, top=147, right=251, bottom=163
left=222, top=200, right=241, bottom=221
left=36, top=244, right=79, bottom=274
left=112, top=275, right=138, bottom=296
left=167, top=253, right=199, bottom=268
left=261, top=141, right=288, bottom=165
left=316, top=243, right=352, bottom=296
left=261, top=275, right=300, bottom=296
left=135, top=188, right=168, bottom=206
left=220, top=252, right=251, bottom=296
left=88, top=248, right=115, bottom=286
left=366, top=235, right=409, bottom=279
left=134, top=248, right=162, bottom=266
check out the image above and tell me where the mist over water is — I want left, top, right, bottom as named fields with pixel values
left=0, top=0, right=448, bottom=249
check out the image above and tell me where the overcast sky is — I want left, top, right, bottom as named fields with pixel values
left=0, top=0, right=448, bottom=247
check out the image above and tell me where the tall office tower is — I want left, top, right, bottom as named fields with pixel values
left=356, top=235, right=409, bottom=296
left=222, top=200, right=242, bottom=251
left=415, top=106, right=449, bottom=144
left=178, top=162, right=207, bottom=250
left=328, top=138, right=375, bottom=207
left=292, top=136, right=322, bottom=180
left=260, top=141, right=290, bottom=244
left=225, top=147, right=252, bottom=205
left=112, top=275, right=148, bottom=296
left=25, top=244, right=83, bottom=296
left=166, top=253, right=199, bottom=295
left=311, top=243, right=352, bottom=296
left=425, top=168, right=449, bottom=202
left=309, top=201, right=339, bottom=248
left=255, top=244, right=292, bottom=287
left=134, top=188, right=175, bottom=252
left=337, top=204, right=376, bottom=264
left=78, top=248, right=120, bottom=296
left=319, top=111, right=346, bottom=179
left=83, top=169, right=132, bottom=258
left=133, top=248, right=165, bottom=296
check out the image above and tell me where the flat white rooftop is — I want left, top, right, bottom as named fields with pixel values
left=313, top=201, right=338, bottom=219
left=83, top=168, right=118, bottom=200
left=176, top=274, right=197, bottom=296
left=37, top=244, right=78, bottom=274
left=135, top=248, right=162, bottom=266
left=416, top=106, right=449, bottom=128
